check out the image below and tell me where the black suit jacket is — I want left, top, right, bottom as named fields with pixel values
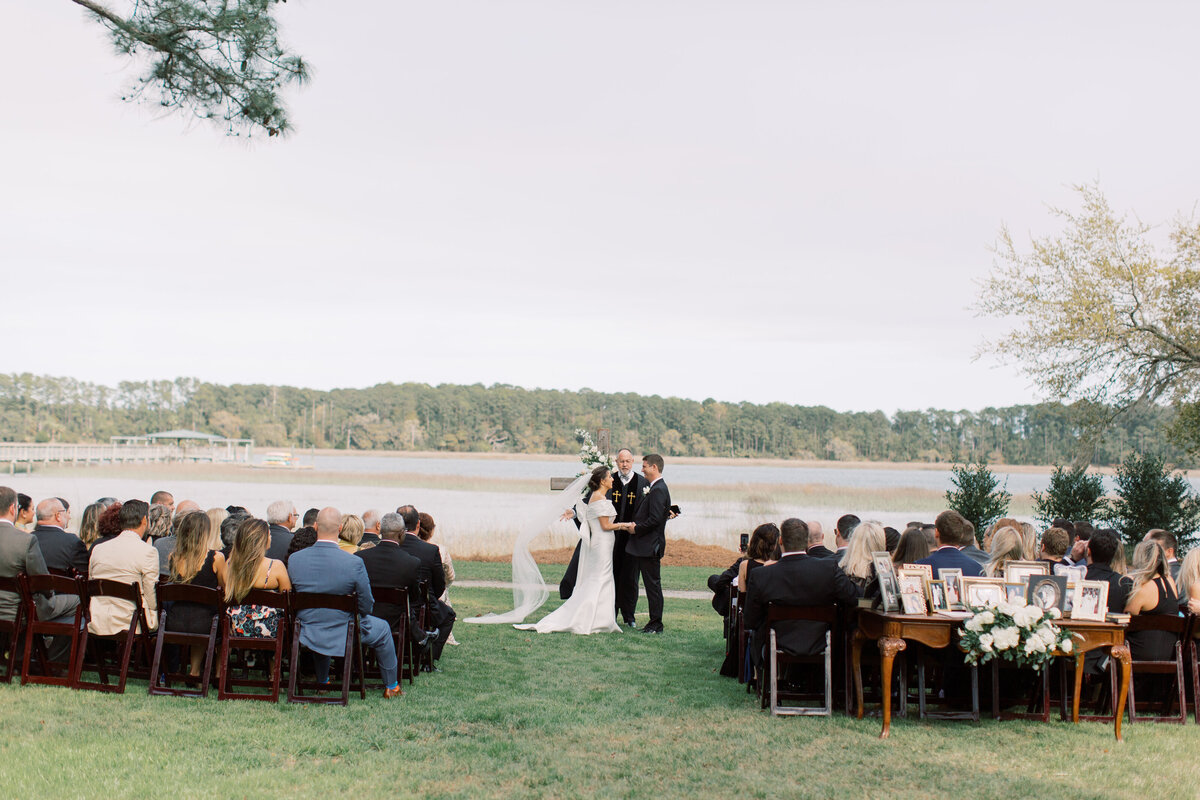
left=1085, top=562, right=1132, bottom=614
left=744, top=553, right=858, bottom=657
left=807, top=545, right=835, bottom=560
left=266, top=524, right=294, bottom=562
left=356, top=540, right=421, bottom=629
left=607, top=472, right=649, bottom=523
left=627, top=479, right=670, bottom=559
left=32, top=524, right=88, bottom=574
left=397, top=533, right=446, bottom=600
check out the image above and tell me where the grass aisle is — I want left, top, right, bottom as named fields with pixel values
left=1, top=564, right=1197, bottom=799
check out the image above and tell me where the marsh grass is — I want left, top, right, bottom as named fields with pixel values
left=1, top=565, right=1197, bottom=799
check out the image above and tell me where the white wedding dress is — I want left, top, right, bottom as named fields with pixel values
left=514, top=497, right=622, bottom=635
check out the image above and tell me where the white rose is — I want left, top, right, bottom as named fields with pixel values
left=992, top=626, right=1020, bottom=651
left=978, top=633, right=994, bottom=652
left=1049, top=607, right=1062, bottom=619
left=1061, top=637, right=1073, bottom=654
left=1036, top=627, right=1057, bottom=647
left=977, top=611, right=995, bottom=626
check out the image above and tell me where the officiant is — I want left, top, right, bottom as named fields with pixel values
left=559, top=449, right=647, bottom=621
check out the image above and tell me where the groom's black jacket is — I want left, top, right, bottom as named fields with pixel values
left=626, top=479, right=670, bottom=559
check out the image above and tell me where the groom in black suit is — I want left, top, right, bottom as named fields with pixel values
left=623, top=453, right=670, bottom=634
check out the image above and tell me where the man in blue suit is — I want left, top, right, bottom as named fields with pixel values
left=916, top=510, right=984, bottom=577
left=288, top=507, right=402, bottom=698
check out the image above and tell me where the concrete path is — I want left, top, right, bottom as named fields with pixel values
left=456, top=579, right=708, bottom=600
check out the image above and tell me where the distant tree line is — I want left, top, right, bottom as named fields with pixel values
left=0, top=374, right=1190, bottom=467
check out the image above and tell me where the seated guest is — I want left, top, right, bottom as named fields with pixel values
left=147, top=504, right=172, bottom=541
left=285, top=527, right=318, bottom=565
left=397, top=505, right=455, bottom=665
left=220, top=518, right=291, bottom=638
left=916, top=511, right=984, bottom=577
left=90, top=503, right=123, bottom=553
left=338, top=514, right=364, bottom=553
left=744, top=517, right=858, bottom=669
left=302, top=508, right=320, bottom=528
left=78, top=502, right=105, bottom=551
left=265, top=500, right=298, bottom=561
left=883, top=526, right=901, bottom=553
left=166, top=512, right=225, bottom=676
left=1176, top=549, right=1200, bottom=615
left=16, top=493, right=34, bottom=531
left=150, top=490, right=175, bottom=514
left=892, top=527, right=931, bottom=566
left=832, top=514, right=860, bottom=561
left=805, top=521, right=834, bottom=559
left=0, top=487, right=80, bottom=661
left=1019, top=522, right=1039, bottom=560
left=958, top=527, right=989, bottom=567
left=920, top=523, right=938, bottom=549
left=205, top=508, right=228, bottom=552
left=838, top=521, right=886, bottom=593
left=88, top=500, right=159, bottom=635
left=359, top=509, right=383, bottom=549
left=1084, top=528, right=1131, bottom=613
left=1125, top=540, right=1180, bottom=661
left=707, top=556, right=744, bottom=617
left=219, top=513, right=248, bottom=559
left=1039, top=527, right=1070, bottom=568
left=418, top=512, right=458, bottom=646
left=32, top=497, right=88, bottom=575
left=1063, top=521, right=1095, bottom=566
left=289, top=507, right=402, bottom=698
left=356, top=512, right=422, bottom=632
left=982, top=517, right=1020, bottom=554
left=737, top=523, right=780, bottom=591
left=983, top=525, right=1024, bottom=578
left=1144, top=530, right=1180, bottom=582
left=153, top=499, right=201, bottom=575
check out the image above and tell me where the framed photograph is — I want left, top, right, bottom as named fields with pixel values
left=898, top=564, right=933, bottom=582
left=1004, top=560, right=1049, bottom=585
left=938, top=568, right=965, bottom=611
left=1026, top=574, right=1068, bottom=613
left=961, top=577, right=1006, bottom=609
left=1004, top=582, right=1026, bottom=604
left=1070, top=580, right=1109, bottom=621
left=872, top=551, right=901, bottom=613
left=927, top=579, right=949, bottom=612
left=1054, top=563, right=1087, bottom=584
left=900, top=590, right=927, bottom=615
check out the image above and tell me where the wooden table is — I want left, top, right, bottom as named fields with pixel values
left=851, top=610, right=1131, bottom=741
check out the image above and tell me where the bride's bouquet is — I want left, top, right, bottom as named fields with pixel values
left=575, top=429, right=614, bottom=473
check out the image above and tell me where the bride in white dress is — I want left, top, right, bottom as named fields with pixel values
left=514, top=465, right=632, bottom=635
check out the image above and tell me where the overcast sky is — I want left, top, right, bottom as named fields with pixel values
left=5, top=1, right=1198, bottom=413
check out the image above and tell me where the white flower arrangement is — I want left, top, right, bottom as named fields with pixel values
left=574, top=429, right=614, bottom=473
left=959, top=595, right=1075, bottom=667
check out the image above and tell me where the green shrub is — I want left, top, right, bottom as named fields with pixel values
left=945, top=461, right=1011, bottom=543
left=1105, top=452, right=1200, bottom=549
left=1031, top=465, right=1109, bottom=526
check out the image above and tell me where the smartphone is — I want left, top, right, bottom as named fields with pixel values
left=739, top=533, right=749, bottom=552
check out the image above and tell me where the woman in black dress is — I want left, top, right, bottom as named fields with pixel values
left=1125, top=539, right=1180, bottom=661
left=166, top=511, right=226, bottom=676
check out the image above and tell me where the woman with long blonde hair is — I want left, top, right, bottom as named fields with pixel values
left=1176, top=549, right=1200, bottom=615
left=1019, top=522, right=1038, bottom=560
left=1125, top=540, right=1179, bottom=661
left=166, top=512, right=225, bottom=675
left=984, top=526, right=1025, bottom=578
left=205, top=507, right=228, bottom=552
left=219, top=518, right=291, bottom=637
left=839, top=521, right=886, bottom=590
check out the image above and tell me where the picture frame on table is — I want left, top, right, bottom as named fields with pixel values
left=897, top=564, right=933, bottom=582
left=1004, top=582, right=1026, bottom=604
left=898, top=574, right=926, bottom=598
left=927, top=579, right=949, bottom=613
left=960, top=577, right=1006, bottom=609
left=938, top=568, right=965, bottom=611
left=872, top=551, right=901, bottom=613
left=1004, top=560, right=1049, bottom=585
left=1054, top=563, right=1087, bottom=585
left=1026, top=574, right=1068, bottom=613
left=1070, top=580, right=1108, bottom=621
left=900, top=589, right=927, bottom=615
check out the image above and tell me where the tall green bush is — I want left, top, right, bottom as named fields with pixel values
left=946, top=461, right=1011, bottom=544
left=1105, top=452, right=1200, bottom=549
left=1032, top=465, right=1109, bottom=526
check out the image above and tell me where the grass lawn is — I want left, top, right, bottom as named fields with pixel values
left=1, top=564, right=1197, bottom=799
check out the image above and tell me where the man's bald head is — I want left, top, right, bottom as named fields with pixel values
left=807, top=520, right=825, bottom=547
left=315, top=506, right=342, bottom=540
left=35, top=498, right=65, bottom=523
left=175, top=500, right=201, bottom=517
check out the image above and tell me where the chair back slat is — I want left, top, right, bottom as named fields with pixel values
left=87, top=579, right=141, bottom=604
left=291, top=592, right=357, bottom=614
left=766, top=602, right=838, bottom=625
left=25, top=574, right=83, bottom=597
left=1126, top=613, right=1187, bottom=636
left=239, top=588, right=290, bottom=611
left=156, top=583, right=223, bottom=607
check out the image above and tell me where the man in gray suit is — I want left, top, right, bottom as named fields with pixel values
left=287, top=507, right=402, bottom=698
left=0, top=486, right=79, bottom=661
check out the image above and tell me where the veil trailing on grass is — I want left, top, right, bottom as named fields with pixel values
left=465, top=472, right=590, bottom=625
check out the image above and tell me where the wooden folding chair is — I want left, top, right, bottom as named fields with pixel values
left=74, top=579, right=153, bottom=694
left=759, top=603, right=838, bottom=716
left=1189, top=615, right=1200, bottom=725
left=18, top=573, right=85, bottom=687
left=1126, top=613, right=1189, bottom=724
left=736, top=590, right=749, bottom=686
left=217, top=589, right=289, bottom=702
left=367, top=586, right=412, bottom=687
left=286, top=592, right=366, bottom=705
left=149, top=584, right=222, bottom=698
left=0, top=575, right=28, bottom=683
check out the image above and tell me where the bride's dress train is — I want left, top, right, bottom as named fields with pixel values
left=514, top=497, right=621, bottom=635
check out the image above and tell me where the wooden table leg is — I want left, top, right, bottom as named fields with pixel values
left=1072, top=653, right=1085, bottom=723
left=1111, top=643, right=1131, bottom=742
left=852, top=629, right=866, bottom=720
left=877, top=636, right=906, bottom=739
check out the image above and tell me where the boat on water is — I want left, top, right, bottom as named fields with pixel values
left=250, top=451, right=314, bottom=470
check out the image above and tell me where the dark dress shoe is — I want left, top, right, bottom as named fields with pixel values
left=640, top=623, right=663, bottom=634
left=383, top=685, right=403, bottom=699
